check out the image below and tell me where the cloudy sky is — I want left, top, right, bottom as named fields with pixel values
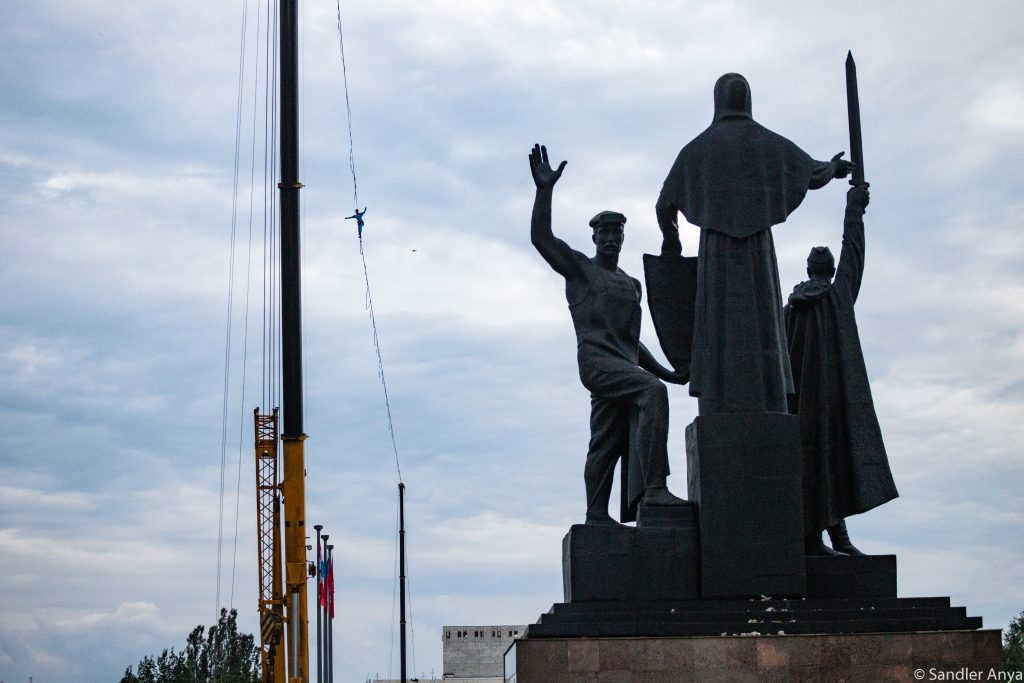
left=2, top=1, right=1023, bottom=681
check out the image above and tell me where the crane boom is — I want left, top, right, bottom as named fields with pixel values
left=278, top=0, right=311, bottom=680
left=255, top=409, right=286, bottom=683
left=254, top=0, right=310, bottom=680
left=278, top=0, right=309, bottom=679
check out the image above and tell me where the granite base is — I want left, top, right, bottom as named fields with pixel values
left=505, top=629, right=1002, bottom=682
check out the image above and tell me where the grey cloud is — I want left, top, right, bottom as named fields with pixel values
left=1, top=1, right=1023, bottom=682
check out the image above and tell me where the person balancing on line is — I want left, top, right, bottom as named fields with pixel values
left=347, top=207, right=367, bottom=237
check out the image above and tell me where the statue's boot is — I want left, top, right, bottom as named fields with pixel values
left=806, top=532, right=845, bottom=556
left=585, top=511, right=624, bottom=527
left=642, top=485, right=687, bottom=507
left=827, top=520, right=865, bottom=555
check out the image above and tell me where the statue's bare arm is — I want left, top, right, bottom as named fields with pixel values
left=529, top=144, right=581, bottom=279
left=640, top=342, right=690, bottom=385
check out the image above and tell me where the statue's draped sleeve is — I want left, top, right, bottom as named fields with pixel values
left=659, top=118, right=820, bottom=239
left=833, top=207, right=866, bottom=304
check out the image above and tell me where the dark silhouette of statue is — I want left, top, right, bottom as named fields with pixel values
left=529, top=144, right=688, bottom=525
left=656, top=73, right=853, bottom=415
left=785, top=183, right=898, bottom=555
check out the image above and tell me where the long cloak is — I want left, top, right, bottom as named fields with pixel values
left=657, top=74, right=836, bottom=413
left=784, top=209, right=899, bottom=533
left=690, top=227, right=793, bottom=413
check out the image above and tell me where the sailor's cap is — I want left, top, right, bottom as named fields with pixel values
left=589, top=210, right=627, bottom=228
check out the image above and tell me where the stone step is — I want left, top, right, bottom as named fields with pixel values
left=525, top=613, right=983, bottom=638
left=548, top=595, right=951, bottom=614
left=539, top=604, right=967, bottom=625
left=527, top=596, right=983, bottom=638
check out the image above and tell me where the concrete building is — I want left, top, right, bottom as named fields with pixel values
left=442, top=625, right=526, bottom=680
left=368, top=623, right=526, bottom=683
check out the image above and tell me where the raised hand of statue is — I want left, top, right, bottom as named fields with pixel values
left=830, top=151, right=856, bottom=179
left=529, top=144, right=567, bottom=190
left=847, top=182, right=870, bottom=212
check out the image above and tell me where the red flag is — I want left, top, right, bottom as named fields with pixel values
left=327, top=555, right=335, bottom=619
left=318, top=539, right=327, bottom=608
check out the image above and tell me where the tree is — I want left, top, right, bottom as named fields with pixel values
left=119, top=608, right=259, bottom=683
left=1007, top=610, right=1024, bottom=673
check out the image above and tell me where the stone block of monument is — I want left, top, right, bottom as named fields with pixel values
left=686, top=413, right=806, bottom=598
left=561, top=519, right=700, bottom=603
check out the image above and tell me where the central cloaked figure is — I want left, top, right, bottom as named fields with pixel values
left=656, top=73, right=853, bottom=414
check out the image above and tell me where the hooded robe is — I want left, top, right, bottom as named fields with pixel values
left=657, top=73, right=837, bottom=413
left=784, top=207, right=898, bottom=534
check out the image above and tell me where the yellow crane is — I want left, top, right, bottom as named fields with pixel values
left=254, top=409, right=286, bottom=683
left=253, top=0, right=311, bottom=680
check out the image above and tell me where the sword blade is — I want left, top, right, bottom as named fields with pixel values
left=846, top=50, right=866, bottom=185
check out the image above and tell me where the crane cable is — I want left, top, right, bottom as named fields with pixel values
left=336, top=0, right=402, bottom=484
left=219, top=0, right=279, bottom=620
left=229, top=0, right=273, bottom=612
left=217, top=0, right=251, bottom=622
left=336, top=1, right=416, bottom=675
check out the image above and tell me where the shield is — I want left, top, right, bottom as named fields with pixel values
left=643, top=253, right=698, bottom=373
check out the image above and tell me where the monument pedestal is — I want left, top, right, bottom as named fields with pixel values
left=562, top=516, right=700, bottom=602
left=686, top=413, right=806, bottom=599
left=505, top=629, right=1003, bottom=682
left=540, top=409, right=980, bottom=683
left=515, top=593, right=994, bottom=680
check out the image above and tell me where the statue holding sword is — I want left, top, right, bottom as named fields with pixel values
left=785, top=53, right=898, bottom=556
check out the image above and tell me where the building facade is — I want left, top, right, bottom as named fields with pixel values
left=442, top=625, right=526, bottom=679
left=368, top=623, right=527, bottom=682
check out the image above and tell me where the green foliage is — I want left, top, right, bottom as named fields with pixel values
left=119, top=608, right=259, bottom=683
left=1007, top=610, right=1024, bottom=673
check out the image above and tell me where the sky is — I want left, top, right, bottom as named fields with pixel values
left=1, top=1, right=1023, bottom=681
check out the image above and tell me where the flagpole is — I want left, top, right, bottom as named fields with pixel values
left=399, top=483, right=406, bottom=683
left=326, top=543, right=335, bottom=683
left=321, top=533, right=330, bottom=682
left=314, top=525, right=323, bottom=683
